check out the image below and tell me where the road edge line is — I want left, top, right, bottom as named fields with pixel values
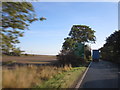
left=75, top=61, right=92, bottom=88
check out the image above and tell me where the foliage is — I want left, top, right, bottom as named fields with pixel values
left=62, top=25, right=95, bottom=51
left=69, top=25, right=96, bottom=43
left=100, top=30, right=120, bottom=63
left=3, top=47, right=24, bottom=56
left=58, top=25, right=95, bottom=66
left=58, top=44, right=91, bottom=66
left=84, top=45, right=91, bottom=60
left=57, top=51, right=84, bottom=67
left=1, top=2, right=46, bottom=55
left=62, top=37, right=75, bottom=52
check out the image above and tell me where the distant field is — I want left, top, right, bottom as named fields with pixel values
left=2, top=55, right=57, bottom=65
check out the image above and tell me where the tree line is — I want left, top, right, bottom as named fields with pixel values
left=100, top=30, right=120, bottom=63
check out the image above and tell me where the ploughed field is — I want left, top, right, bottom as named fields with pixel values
left=2, top=55, right=57, bottom=66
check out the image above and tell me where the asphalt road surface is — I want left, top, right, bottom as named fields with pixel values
left=80, top=60, right=119, bottom=88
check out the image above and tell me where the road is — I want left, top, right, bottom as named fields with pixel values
left=79, top=60, right=119, bottom=88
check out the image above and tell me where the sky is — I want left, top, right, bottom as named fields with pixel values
left=17, top=2, right=118, bottom=55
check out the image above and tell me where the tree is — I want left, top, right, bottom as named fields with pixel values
left=1, top=2, right=46, bottom=55
left=62, top=25, right=95, bottom=51
left=58, top=25, right=95, bottom=66
left=61, top=37, right=76, bottom=55
left=69, top=25, right=96, bottom=43
left=62, top=25, right=95, bottom=55
left=100, top=30, right=120, bottom=63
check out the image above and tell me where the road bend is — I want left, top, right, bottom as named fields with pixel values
left=79, top=60, right=119, bottom=88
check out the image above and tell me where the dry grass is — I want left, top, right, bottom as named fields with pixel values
left=2, top=64, right=72, bottom=88
left=2, top=55, right=57, bottom=65
left=2, top=55, right=57, bottom=62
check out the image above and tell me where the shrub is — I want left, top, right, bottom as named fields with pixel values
left=57, top=51, right=84, bottom=67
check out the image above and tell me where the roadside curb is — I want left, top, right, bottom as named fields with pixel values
left=75, top=61, right=92, bottom=88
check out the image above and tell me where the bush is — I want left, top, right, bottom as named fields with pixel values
left=57, top=51, right=85, bottom=67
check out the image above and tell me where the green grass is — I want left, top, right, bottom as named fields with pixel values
left=35, top=66, right=86, bottom=88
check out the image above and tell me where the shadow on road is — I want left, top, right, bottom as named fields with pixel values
left=82, top=78, right=118, bottom=88
left=80, top=60, right=119, bottom=88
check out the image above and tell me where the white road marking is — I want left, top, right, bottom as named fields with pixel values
left=75, top=61, right=92, bottom=88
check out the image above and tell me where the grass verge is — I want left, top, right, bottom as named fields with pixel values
left=35, top=66, right=86, bottom=88
left=2, top=65, right=72, bottom=88
left=2, top=61, right=90, bottom=88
